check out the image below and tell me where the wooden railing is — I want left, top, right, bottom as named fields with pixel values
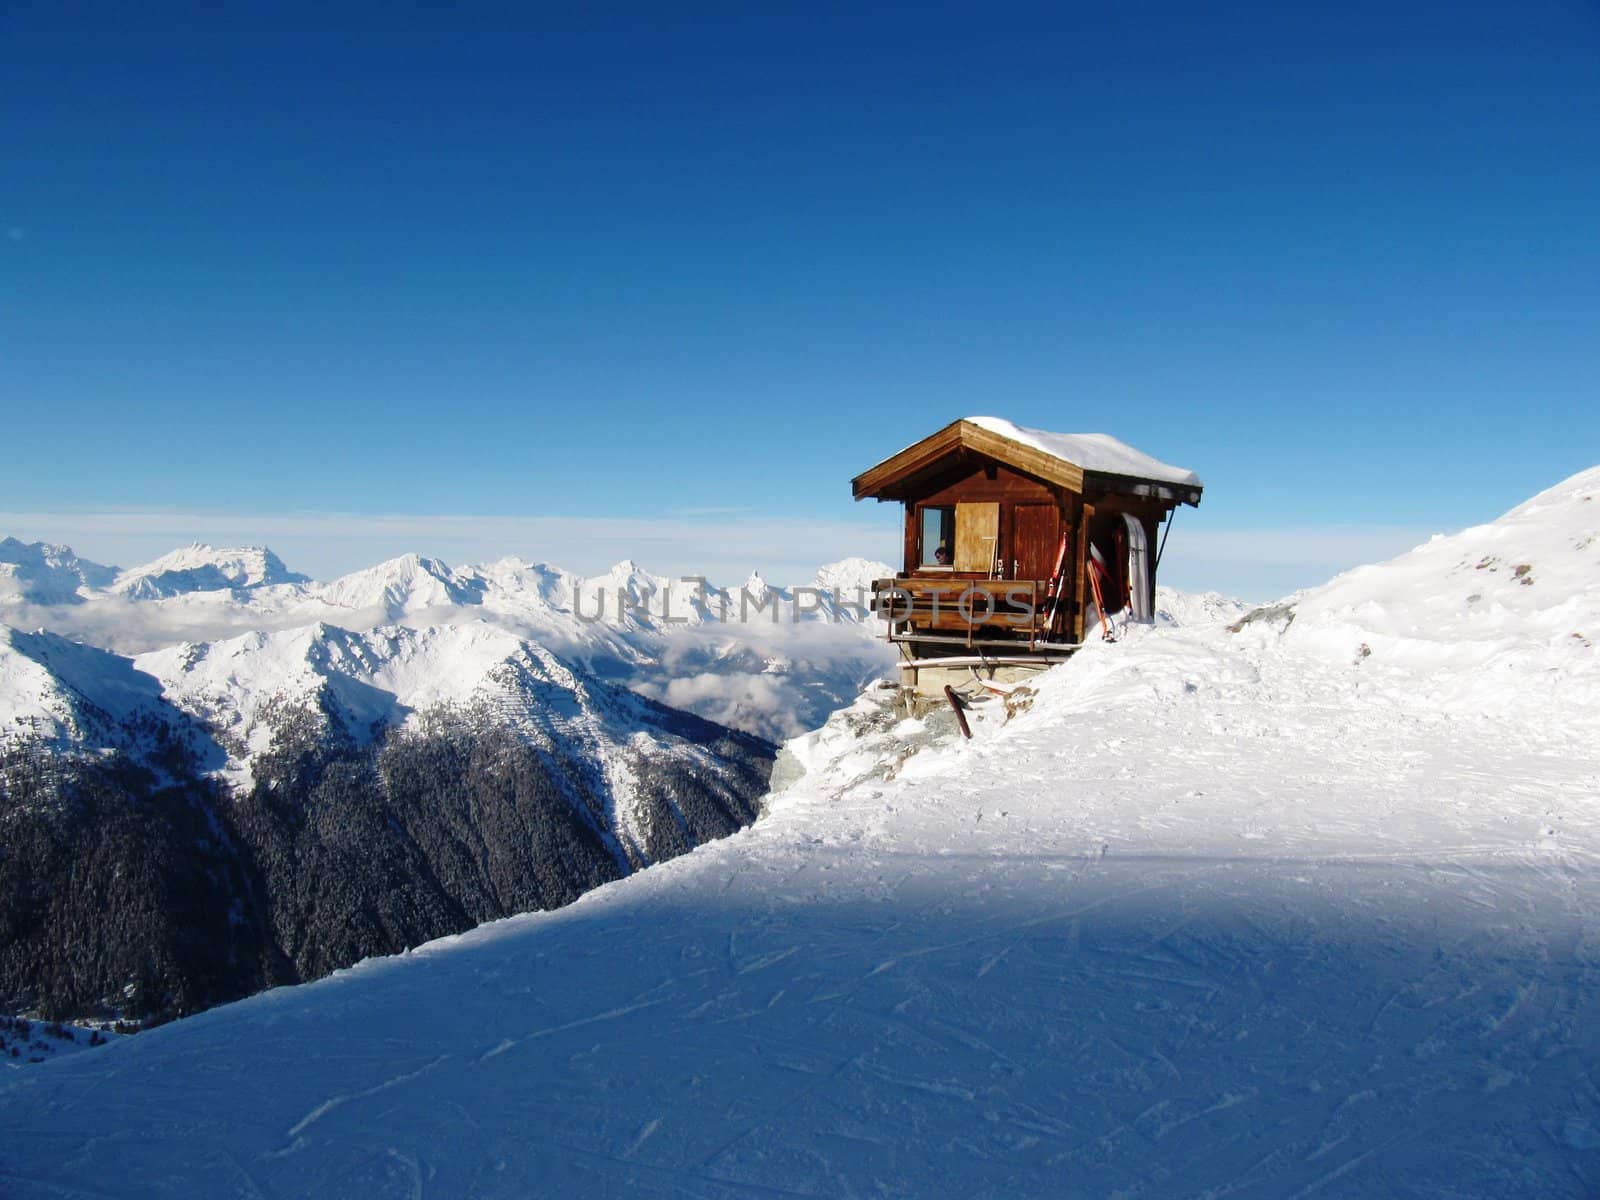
left=869, top=577, right=1069, bottom=646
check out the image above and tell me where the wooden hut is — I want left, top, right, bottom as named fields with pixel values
left=852, top=416, right=1202, bottom=700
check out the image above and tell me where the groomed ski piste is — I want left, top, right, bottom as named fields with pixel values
left=3, top=469, right=1598, bottom=1198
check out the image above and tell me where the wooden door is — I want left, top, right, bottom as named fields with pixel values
left=1011, top=504, right=1060, bottom=580
left=953, top=502, right=1000, bottom=573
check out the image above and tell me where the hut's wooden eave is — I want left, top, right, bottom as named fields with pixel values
left=851, top=417, right=1204, bottom=507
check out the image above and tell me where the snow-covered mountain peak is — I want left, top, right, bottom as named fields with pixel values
left=1248, top=463, right=1600, bottom=712
left=133, top=617, right=778, bottom=843
left=473, top=554, right=565, bottom=585
left=112, top=543, right=307, bottom=600
left=316, top=552, right=483, bottom=618
left=0, top=537, right=119, bottom=605
left=593, top=559, right=669, bottom=595
left=574, top=560, right=681, bottom=626
left=11, top=470, right=1596, bottom=1195
left=1502, top=461, right=1600, bottom=521
left=1, top=540, right=897, bottom=738
left=1154, top=586, right=1252, bottom=629
left=0, top=621, right=202, bottom=759
left=812, top=556, right=891, bottom=595
left=134, top=619, right=530, bottom=779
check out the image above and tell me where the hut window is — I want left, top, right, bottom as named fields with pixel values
left=919, top=506, right=955, bottom=568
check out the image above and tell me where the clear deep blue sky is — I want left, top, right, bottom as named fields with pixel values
left=4, top=2, right=1598, bottom=592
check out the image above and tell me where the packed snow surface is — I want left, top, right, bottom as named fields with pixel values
left=2, top=469, right=1597, bottom=1197
left=1278, top=465, right=1600, bottom=716
left=966, top=415, right=1203, bottom=487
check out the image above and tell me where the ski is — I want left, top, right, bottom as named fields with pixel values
left=1040, top=529, right=1072, bottom=636
left=1087, top=543, right=1116, bottom=641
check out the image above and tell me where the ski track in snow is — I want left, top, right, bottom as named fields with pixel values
left=3, top=616, right=1597, bottom=1198
left=3, top=470, right=1600, bottom=1198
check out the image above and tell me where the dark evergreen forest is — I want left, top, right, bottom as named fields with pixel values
left=0, top=704, right=773, bottom=1021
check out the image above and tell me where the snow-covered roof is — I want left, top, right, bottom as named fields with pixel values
left=852, top=416, right=1203, bottom=503
left=963, top=416, right=1201, bottom=488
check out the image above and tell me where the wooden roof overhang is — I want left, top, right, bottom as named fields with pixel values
left=851, top=419, right=1204, bottom=508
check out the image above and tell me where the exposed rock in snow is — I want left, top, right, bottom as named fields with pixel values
left=0, top=611, right=776, bottom=1023
left=1246, top=464, right=1600, bottom=714
left=0, top=624, right=201, bottom=759
left=3, top=470, right=1594, bottom=1196
left=133, top=618, right=765, bottom=815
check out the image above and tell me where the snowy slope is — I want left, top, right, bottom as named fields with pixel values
left=134, top=619, right=771, bottom=861
left=2, top=473, right=1596, bottom=1197
left=1248, top=465, right=1600, bottom=716
left=0, top=623, right=202, bottom=759
left=0, top=537, right=117, bottom=605
left=112, top=543, right=309, bottom=599
left=315, top=552, right=482, bottom=617
left=0, top=614, right=780, bottom=1024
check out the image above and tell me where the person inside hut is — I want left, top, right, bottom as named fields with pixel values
left=933, top=544, right=952, bottom=566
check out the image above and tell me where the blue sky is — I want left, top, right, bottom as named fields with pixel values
left=4, top=2, right=1597, bottom=597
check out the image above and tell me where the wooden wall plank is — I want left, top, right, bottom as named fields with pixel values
left=953, top=502, right=999, bottom=572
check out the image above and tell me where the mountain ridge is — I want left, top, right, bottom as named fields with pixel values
left=0, top=542, right=893, bottom=1026
left=3, top=467, right=1595, bottom=1195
